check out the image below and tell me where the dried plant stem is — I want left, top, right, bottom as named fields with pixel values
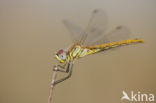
left=48, top=65, right=58, bottom=103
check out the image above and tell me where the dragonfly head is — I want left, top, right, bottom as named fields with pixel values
left=55, top=49, right=67, bottom=63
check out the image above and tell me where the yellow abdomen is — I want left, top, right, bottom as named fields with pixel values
left=86, top=39, right=144, bottom=49
left=70, top=39, right=144, bottom=59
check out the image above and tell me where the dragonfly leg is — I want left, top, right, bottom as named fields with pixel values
left=53, top=62, right=70, bottom=73
left=53, top=65, right=65, bottom=72
left=57, top=64, right=65, bottom=69
left=53, top=68, right=66, bottom=73
left=54, top=63, right=73, bottom=85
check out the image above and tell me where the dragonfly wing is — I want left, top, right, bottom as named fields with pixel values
left=90, top=26, right=130, bottom=45
left=63, top=9, right=129, bottom=47
left=63, top=19, right=85, bottom=44
left=82, top=9, right=108, bottom=46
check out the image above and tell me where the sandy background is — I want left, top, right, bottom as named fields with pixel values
left=0, top=0, right=156, bottom=103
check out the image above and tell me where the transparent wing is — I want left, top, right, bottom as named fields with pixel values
left=63, top=9, right=129, bottom=47
left=90, top=26, right=130, bottom=45
left=63, top=19, right=85, bottom=44
left=82, top=9, right=108, bottom=46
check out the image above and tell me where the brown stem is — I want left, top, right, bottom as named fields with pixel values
left=48, top=65, right=58, bottom=103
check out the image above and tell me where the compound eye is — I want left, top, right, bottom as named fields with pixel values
left=57, top=49, right=63, bottom=55
left=60, top=53, right=66, bottom=60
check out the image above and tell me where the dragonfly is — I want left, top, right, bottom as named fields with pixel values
left=53, top=9, right=144, bottom=85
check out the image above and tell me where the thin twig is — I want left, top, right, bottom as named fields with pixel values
left=48, top=65, right=58, bottom=103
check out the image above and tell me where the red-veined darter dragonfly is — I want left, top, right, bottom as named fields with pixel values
left=53, top=9, right=144, bottom=85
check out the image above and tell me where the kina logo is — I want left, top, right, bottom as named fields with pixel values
left=121, top=90, right=154, bottom=102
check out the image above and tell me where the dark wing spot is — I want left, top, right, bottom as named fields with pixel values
left=116, top=26, right=123, bottom=30
left=93, top=9, right=99, bottom=14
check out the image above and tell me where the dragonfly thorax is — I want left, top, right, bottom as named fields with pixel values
left=55, top=49, right=67, bottom=63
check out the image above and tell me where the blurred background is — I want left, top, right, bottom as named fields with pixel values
left=0, top=0, right=156, bottom=103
